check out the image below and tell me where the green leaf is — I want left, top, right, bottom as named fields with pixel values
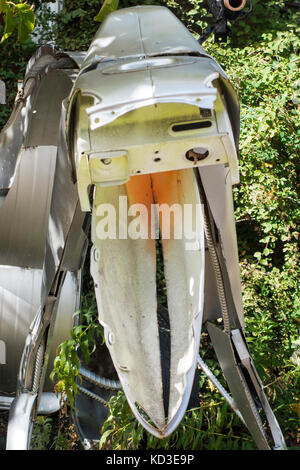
left=99, top=428, right=114, bottom=449
left=94, top=0, right=119, bottom=23
left=49, top=369, right=56, bottom=383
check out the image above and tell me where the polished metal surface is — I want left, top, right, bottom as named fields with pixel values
left=0, top=45, right=84, bottom=404
left=0, top=147, right=57, bottom=268
left=0, top=46, right=72, bottom=201
left=36, top=392, right=61, bottom=415
left=0, top=4, right=286, bottom=450
left=0, top=269, right=81, bottom=396
left=41, top=103, right=87, bottom=306
left=0, top=392, right=60, bottom=415
left=4, top=270, right=82, bottom=449
left=0, top=267, right=43, bottom=393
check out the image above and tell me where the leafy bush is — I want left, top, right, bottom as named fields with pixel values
left=99, top=389, right=257, bottom=450
left=0, top=0, right=299, bottom=450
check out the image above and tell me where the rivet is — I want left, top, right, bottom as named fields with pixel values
left=93, top=248, right=100, bottom=262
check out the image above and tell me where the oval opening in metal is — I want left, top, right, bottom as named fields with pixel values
left=172, top=121, right=212, bottom=133
left=186, top=147, right=209, bottom=162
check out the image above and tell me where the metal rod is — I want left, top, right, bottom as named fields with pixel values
left=77, top=385, right=109, bottom=406
left=79, top=365, right=121, bottom=390
left=197, top=355, right=246, bottom=426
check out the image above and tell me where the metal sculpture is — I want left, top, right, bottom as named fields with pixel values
left=0, top=4, right=286, bottom=450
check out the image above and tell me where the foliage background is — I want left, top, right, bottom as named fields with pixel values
left=0, top=0, right=299, bottom=450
